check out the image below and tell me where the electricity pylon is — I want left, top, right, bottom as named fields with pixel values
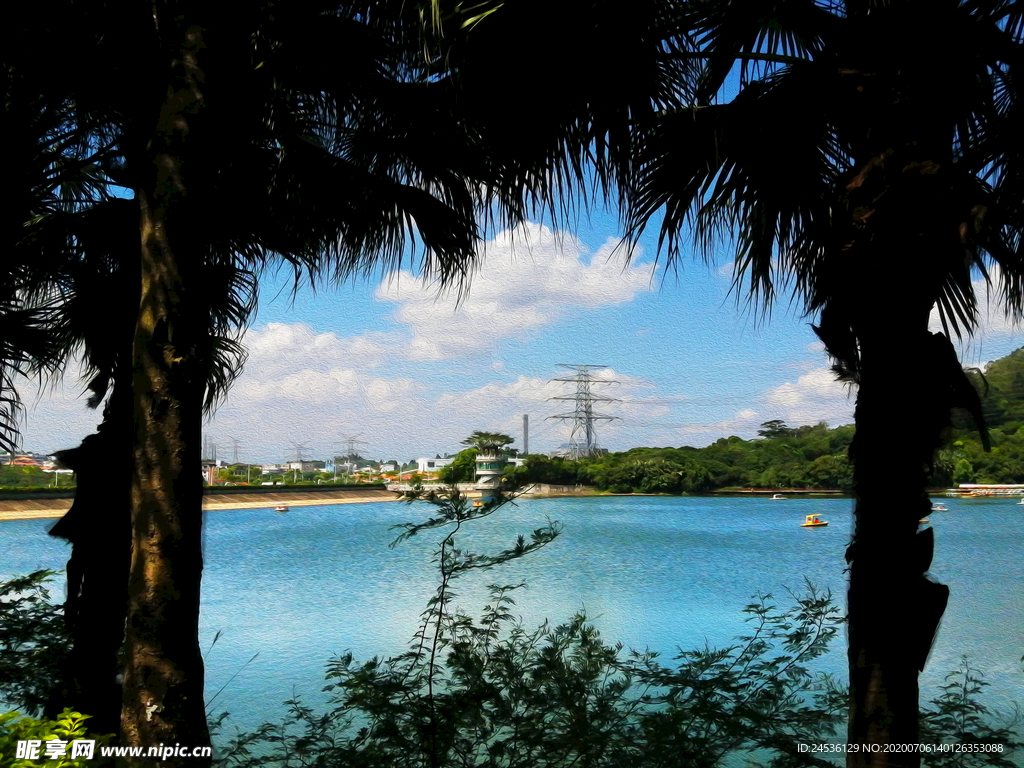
left=225, top=437, right=244, bottom=464
left=333, top=436, right=368, bottom=477
left=289, top=441, right=311, bottom=462
left=548, top=364, right=620, bottom=459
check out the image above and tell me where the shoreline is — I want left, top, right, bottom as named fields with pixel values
left=0, top=490, right=401, bottom=522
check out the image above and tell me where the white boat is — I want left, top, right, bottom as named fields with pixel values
left=932, top=503, right=947, bottom=511
left=771, top=494, right=787, bottom=500
left=1017, top=499, right=1024, bottom=505
left=274, top=504, right=289, bottom=513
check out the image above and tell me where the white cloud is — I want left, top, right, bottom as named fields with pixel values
left=763, top=368, right=853, bottom=426
left=715, top=260, right=736, bottom=279
left=652, top=366, right=854, bottom=448
left=375, top=223, right=656, bottom=360
left=244, top=322, right=400, bottom=378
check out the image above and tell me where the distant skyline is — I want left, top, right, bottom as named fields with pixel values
left=15, top=211, right=1024, bottom=463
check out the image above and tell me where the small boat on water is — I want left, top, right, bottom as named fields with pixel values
left=919, top=518, right=930, bottom=524
left=1017, top=499, right=1024, bottom=505
left=801, top=514, right=828, bottom=528
left=274, top=504, right=289, bottom=513
left=932, top=503, right=947, bottom=511
left=771, top=494, right=787, bottom=500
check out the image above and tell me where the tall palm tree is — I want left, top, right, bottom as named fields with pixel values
left=406, top=0, right=1023, bottom=760
left=611, top=1, right=1024, bottom=762
left=6, top=39, right=259, bottom=742
left=5, top=1, right=508, bottom=760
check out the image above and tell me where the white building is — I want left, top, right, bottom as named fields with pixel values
left=474, top=452, right=507, bottom=499
left=417, top=456, right=454, bottom=474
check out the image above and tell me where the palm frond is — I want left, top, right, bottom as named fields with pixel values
left=628, top=63, right=842, bottom=318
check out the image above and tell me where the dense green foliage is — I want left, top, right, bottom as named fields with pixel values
left=508, top=422, right=855, bottom=494
left=0, top=709, right=111, bottom=768
left=437, top=449, right=478, bottom=485
left=0, top=466, right=69, bottom=489
left=938, top=348, right=1024, bottom=485
left=0, top=572, right=69, bottom=716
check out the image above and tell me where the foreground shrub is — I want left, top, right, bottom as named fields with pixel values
left=0, top=572, right=69, bottom=717
left=1, top=497, right=1019, bottom=767
left=0, top=709, right=110, bottom=768
left=919, top=661, right=1024, bottom=768
left=215, top=489, right=850, bottom=767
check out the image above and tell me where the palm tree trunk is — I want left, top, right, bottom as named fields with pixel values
left=119, top=19, right=212, bottom=765
left=47, top=380, right=133, bottom=737
left=846, top=319, right=949, bottom=768
left=120, top=193, right=210, bottom=764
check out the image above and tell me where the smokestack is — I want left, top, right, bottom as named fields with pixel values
left=523, top=414, right=529, bottom=456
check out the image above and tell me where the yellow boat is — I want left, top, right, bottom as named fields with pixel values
left=801, top=514, right=828, bottom=528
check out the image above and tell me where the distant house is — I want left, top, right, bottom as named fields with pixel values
left=201, top=460, right=218, bottom=484
left=417, top=457, right=454, bottom=474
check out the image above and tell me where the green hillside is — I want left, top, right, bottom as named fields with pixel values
left=510, top=347, right=1024, bottom=494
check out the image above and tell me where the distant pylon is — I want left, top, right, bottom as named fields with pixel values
left=289, top=441, right=310, bottom=462
left=333, top=436, right=368, bottom=472
left=226, top=437, right=244, bottom=464
left=547, top=364, right=620, bottom=459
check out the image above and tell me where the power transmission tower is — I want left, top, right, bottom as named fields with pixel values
left=547, top=364, right=620, bottom=459
left=333, top=436, right=368, bottom=476
left=343, top=436, right=368, bottom=462
left=225, top=437, right=244, bottom=464
left=289, top=441, right=311, bottom=462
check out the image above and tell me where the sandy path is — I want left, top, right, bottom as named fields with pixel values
left=0, top=489, right=400, bottom=522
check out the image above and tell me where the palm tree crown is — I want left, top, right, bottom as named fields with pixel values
left=461, top=431, right=515, bottom=454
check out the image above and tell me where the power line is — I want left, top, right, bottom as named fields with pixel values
left=547, top=364, right=620, bottom=459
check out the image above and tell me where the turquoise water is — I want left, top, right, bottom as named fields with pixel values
left=2, top=496, right=1022, bottom=737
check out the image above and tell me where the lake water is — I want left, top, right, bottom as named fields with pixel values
left=2, top=495, right=1022, bottom=741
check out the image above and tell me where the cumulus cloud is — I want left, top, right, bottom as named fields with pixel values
left=652, top=366, right=854, bottom=448
left=13, top=362, right=110, bottom=454
left=763, top=368, right=853, bottom=426
left=244, top=322, right=401, bottom=378
left=375, top=223, right=656, bottom=359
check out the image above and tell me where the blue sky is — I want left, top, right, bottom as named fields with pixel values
left=18, top=209, right=1024, bottom=464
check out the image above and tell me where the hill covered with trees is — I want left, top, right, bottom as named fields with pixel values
left=511, top=420, right=855, bottom=493
left=511, top=346, right=1024, bottom=494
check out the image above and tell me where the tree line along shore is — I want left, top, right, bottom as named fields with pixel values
left=7, top=344, right=1024, bottom=509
